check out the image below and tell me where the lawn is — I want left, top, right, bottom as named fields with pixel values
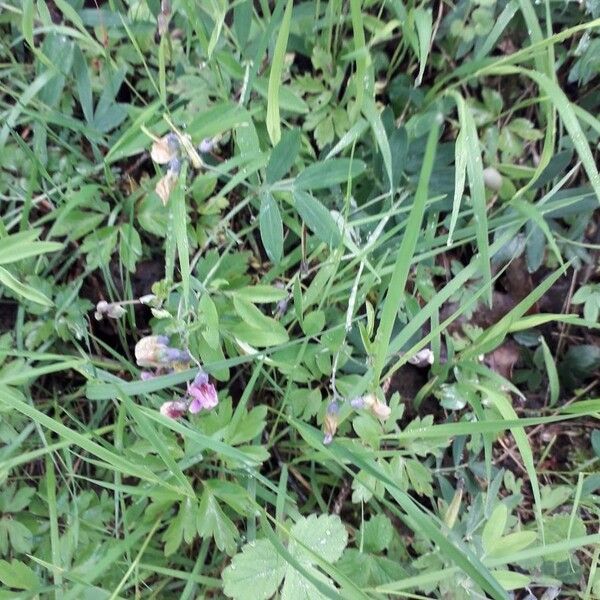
left=1, top=0, right=600, bottom=598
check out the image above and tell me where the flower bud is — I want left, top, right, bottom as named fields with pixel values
left=323, top=401, right=340, bottom=445
left=151, top=133, right=180, bottom=164
left=155, top=169, right=178, bottom=206
left=134, top=335, right=190, bottom=368
left=160, top=400, right=187, bottom=419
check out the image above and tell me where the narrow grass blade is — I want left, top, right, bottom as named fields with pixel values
left=372, top=120, right=440, bottom=384
left=450, top=91, right=492, bottom=305
left=266, top=0, right=293, bottom=145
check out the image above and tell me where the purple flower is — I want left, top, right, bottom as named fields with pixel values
left=187, top=372, right=218, bottom=413
left=160, top=400, right=188, bottom=419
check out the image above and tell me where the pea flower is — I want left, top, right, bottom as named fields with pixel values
left=94, top=300, right=126, bottom=321
left=134, top=335, right=190, bottom=368
left=160, top=400, right=187, bottom=419
left=351, top=393, right=391, bottom=420
left=323, top=401, right=340, bottom=445
left=151, top=133, right=180, bottom=164
left=187, top=372, right=218, bottom=413
left=155, top=157, right=181, bottom=206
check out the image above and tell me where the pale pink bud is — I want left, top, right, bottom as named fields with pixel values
left=160, top=400, right=187, bottom=419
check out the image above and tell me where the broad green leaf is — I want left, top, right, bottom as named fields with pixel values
left=267, top=128, right=301, bottom=183
left=293, top=190, right=341, bottom=247
left=259, top=192, right=283, bottom=264
left=289, top=514, right=348, bottom=563
left=222, top=538, right=286, bottom=599
left=490, top=570, right=531, bottom=591
left=482, top=504, right=508, bottom=555
left=0, top=267, right=53, bottom=307
left=487, top=531, right=537, bottom=558
left=295, top=159, right=366, bottom=190
left=0, top=559, right=39, bottom=590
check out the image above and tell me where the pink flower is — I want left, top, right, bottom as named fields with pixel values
left=160, top=400, right=187, bottom=419
left=187, top=372, right=218, bottom=413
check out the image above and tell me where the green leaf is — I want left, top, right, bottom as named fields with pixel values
left=413, top=8, right=432, bottom=86
left=362, top=514, right=394, bottom=553
left=490, top=569, right=531, bottom=591
left=543, top=514, right=587, bottom=562
left=0, top=230, right=62, bottom=265
left=266, top=0, right=293, bottom=145
left=295, top=159, right=366, bottom=190
left=487, top=531, right=537, bottom=558
left=197, top=490, right=238, bottom=555
left=222, top=538, right=286, bottom=599
left=267, top=128, right=301, bottom=183
left=0, top=267, right=53, bottom=307
left=230, top=285, right=287, bottom=303
left=301, top=310, right=326, bottom=336
left=289, top=514, right=348, bottom=563
left=293, top=190, right=341, bottom=247
left=119, top=224, right=142, bottom=273
left=5, top=519, right=33, bottom=554
left=482, top=504, right=508, bottom=555
left=539, top=336, right=559, bottom=406
left=259, top=192, right=283, bottom=264
left=198, top=293, right=220, bottom=349
left=0, top=559, right=39, bottom=590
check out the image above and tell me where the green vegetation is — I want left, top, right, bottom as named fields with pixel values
left=1, top=0, right=600, bottom=598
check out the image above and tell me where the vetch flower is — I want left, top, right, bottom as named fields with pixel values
left=160, top=400, right=187, bottom=419
left=94, top=300, right=126, bottom=321
left=155, top=158, right=181, bottom=206
left=151, top=133, right=180, bottom=164
left=323, top=401, right=340, bottom=445
left=134, top=335, right=190, bottom=368
left=187, top=372, right=218, bottom=413
left=352, top=392, right=391, bottom=421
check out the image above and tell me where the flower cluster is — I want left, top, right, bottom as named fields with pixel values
left=150, top=130, right=219, bottom=205
left=134, top=335, right=218, bottom=420
left=134, top=335, right=190, bottom=369
left=350, top=393, right=391, bottom=420
left=159, top=372, right=219, bottom=420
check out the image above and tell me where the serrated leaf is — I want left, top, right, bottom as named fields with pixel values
left=197, top=490, right=238, bottom=555
left=223, top=539, right=286, bottom=600
left=0, top=559, right=39, bottom=590
left=362, top=514, right=394, bottom=553
left=289, top=514, right=348, bottom=563
left=281, top=563, right=334, bottom=600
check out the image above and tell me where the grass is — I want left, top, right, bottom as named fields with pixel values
left=1, top=0, right=600, bottom=598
